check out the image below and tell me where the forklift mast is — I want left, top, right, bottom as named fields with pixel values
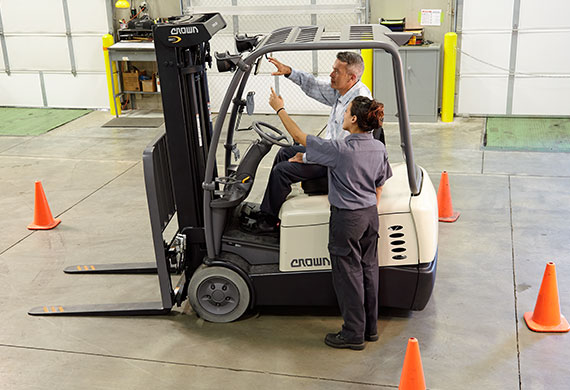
left=153, top=13, right=226, bottom=233
left=153, top=13, right=226, bottom=270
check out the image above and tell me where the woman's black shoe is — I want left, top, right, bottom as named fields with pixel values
left=365, top=333, right=379, bottom=342
left=324, top=332, right=365, bottom=350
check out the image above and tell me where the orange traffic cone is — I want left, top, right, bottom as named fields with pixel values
left=27, top=181, right=61, bottom=230
left=399, top=337, right=426, bottom=390
left=524, top=262, right=569, bottom=333
left=437, top=171, right=460, bottom=222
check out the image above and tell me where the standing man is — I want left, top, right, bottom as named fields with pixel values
left=243, top=52, right=372, bottom=234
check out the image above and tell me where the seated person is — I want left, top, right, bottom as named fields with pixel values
left=243, top=52, right=372, bottom=234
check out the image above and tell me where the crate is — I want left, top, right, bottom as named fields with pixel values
left=122, top=71, right=140, bottom=91
left=141, top=74, right=157, bottom=92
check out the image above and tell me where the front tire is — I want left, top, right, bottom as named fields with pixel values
left=188, top=265, right=250, bottom=323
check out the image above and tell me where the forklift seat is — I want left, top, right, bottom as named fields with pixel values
left=211, top=139, right=271, bottom=209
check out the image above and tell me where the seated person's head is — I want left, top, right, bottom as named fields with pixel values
left=343, top=96, right=384, bottom=133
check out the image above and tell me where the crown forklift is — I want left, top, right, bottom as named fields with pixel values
left=29, top=13, right=438, bottom=323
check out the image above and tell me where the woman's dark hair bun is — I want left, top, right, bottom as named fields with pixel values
left=350, top=96, right=384, bottom=132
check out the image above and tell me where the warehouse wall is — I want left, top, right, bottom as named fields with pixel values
left=457, top=0, right=570, bottom=116
left=0, top=0, right=114, bottom=108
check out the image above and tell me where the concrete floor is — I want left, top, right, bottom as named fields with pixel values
left=1, top=110, right=569, bottom=389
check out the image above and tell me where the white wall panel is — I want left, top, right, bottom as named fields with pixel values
left=67, top=0, right=109, bottom=32
left=6, top=37, right=70, bottom=71
left=2, top=1, right=65, bottom=33
left=0, top=73, right=44, bottom=107
left=461, top=0, right=514, bottom=31
left=43, top=73, right=108, bottom=108
left=459, top=33, right=511, bottom=75
left=512, top=77, right=570, bottom=116
left=72, top=37, right=106, bottom=72
left=519, top=0, right=569, bottom=29
left=0, top=44, right=4, bottom=71
left=457, top=76, right=508, bottom=115
left=459, top=0, right=570, bottom=116
left=517, top=32, right=570, bottom=74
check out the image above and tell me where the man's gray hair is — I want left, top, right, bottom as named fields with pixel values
left=336, top=51, right=365, bottom=79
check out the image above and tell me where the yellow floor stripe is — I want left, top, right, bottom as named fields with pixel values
left=90, top=265, right=95, bottom=270
left=83, top=265, right=89, bottom=271
left=43, top=307, right=49, bottom=313
left=51, top=306, right=56, bottom=312
left=58, top=306, right=64, bottom=312
left=76, top=265, right=81, bottom=271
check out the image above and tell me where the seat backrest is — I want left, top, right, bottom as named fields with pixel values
left=373, top=127, right=385, bottom=145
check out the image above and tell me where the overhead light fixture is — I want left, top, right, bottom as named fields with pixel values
left=115, top=0, right=130, bottom=8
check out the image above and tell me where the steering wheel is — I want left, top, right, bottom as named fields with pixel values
left=251, top=121, right=293, bottom=147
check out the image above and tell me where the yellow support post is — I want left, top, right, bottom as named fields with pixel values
left=361, top=49, right=373, bottom=93
left=441, top=32, right=457, bottom=122
left=102, top=34, right=121, bottom=116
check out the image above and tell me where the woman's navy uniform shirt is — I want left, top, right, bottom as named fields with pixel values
left=306, top=132, right=392, bottom=210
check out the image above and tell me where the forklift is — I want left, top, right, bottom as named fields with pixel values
left=29, top=13, right=438, bottom=323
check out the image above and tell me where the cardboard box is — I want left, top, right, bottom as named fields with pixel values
left=141, top=74, right=156, bottom=92
left=122, top=71, right=140, bottom=91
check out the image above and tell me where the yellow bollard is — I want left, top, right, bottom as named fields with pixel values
left=102, top=34, right=121, bottom=116
left=361, top=49, right=373, bottom=93
left=441, top=32, right=457, bottom=122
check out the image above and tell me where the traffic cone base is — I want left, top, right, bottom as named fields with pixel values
left=439, top=211, right=460, bottom=223
left=524, top=311, right=569, bottom=333
left=28, top=218, right=61, bottom=230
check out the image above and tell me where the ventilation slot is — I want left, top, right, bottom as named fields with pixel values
left=321, top=34, right=340, bottom=41
left=296, top=27, right=318, bottom=43
left=265, top=27, right=293, bottom=46
left=349, top=25, right=373, bottom=41
left=388, top=225, right=407, bottom=260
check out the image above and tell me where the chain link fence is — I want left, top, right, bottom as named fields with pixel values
left=185, top=0, right=366, bottom=114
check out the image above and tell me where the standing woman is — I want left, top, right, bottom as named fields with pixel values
left=268, top=88, right=392, bottom=350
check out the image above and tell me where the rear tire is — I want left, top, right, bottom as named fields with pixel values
left=188, top=265, right=250, bottom=323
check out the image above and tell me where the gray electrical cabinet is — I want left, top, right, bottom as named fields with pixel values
left=373, top=44, right=441, bottom=122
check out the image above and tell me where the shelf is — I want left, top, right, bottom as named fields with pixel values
left=115, top=91, right=161, bottom=96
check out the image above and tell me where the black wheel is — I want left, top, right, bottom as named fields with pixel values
left=188, top=265, right=250, bottom=323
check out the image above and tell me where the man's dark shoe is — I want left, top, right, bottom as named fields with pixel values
left=365, top=333, right=379, bottom=342
left=324, top=332, right=365, bottom=350
left=240, top=213, right=280, bottom=235
left=254, top=218, right=279, bottom=235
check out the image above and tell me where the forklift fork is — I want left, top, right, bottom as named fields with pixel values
left=28, top=134, right=183, bottom=316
